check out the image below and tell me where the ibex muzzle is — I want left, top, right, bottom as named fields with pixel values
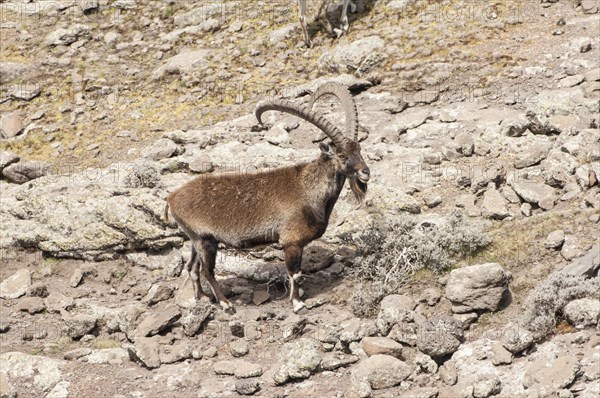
left=165, top=82, right=368, bottom=313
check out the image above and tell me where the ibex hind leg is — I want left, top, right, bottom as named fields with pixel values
left=187, top=245, right=207, bottom=300
left=284, top=245, right=306, bottom=313
left=195, top=237, right=234, bottom=312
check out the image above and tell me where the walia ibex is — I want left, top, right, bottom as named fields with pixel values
left=298, top=0, right=354, bottom=47
left=164, top=82, right=369, bottom=313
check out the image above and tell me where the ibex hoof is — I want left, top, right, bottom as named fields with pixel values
left=293, top=299, right=307, bottom=314
left=220, top=300, right=235, bottom=313
left=333, top=28, right=344, bottom=38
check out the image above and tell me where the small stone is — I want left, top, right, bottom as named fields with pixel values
left=481, top=188, right=510, bottom=220
left=544, top=230, right=565, bottom=249
left=235, top=379, right=260, bottom=395
left=203, top=346, right=217, bottom=358
left=453, top=312, right=478, bottom=327
left=181, top=300, right=214, bottom=337
left=414, top=352, right=438, bottom=374
left=361, top=337, right=403, bottom=358
left=561, top=235, right=583, bottom=261
left=17, top=297, right=45, bottom=314
left=472, top=377, right=502, bottom=398
left=521, top=203, right=532, bottom=217
left=70, top=268, right=84, bottom=287
left=423, top=193, right=442, bottom=208
left=143, top=283, right=174, bottom=305
left=491, top=342, right=513, bottom=365
left=376, top=294, right=416, bottom=335
left=340, top=318, right=377, bottom=343
left=440, top=362, right=458, bottom=385
left=417, top=316, right=463, bottom=357
left=455, top=133, right=474, bottom=156
left=419, top=288, right=441, bottom=306
left=235, top=361, right=263, bottom=378
left=230, top=339, right=250, bottom=357
left=159, top=342, right=193, bottom=364
left=320, top=352, right=359, bottom=370
left=0, top=112, right=24, bottom=139
left=63, top=314, right=97, bottom=339
left=44, top=292, right=74, bottom=313
left=63, top=348, right=92, bottom=360
left=252, top=290, right=270, bottom=305
left=127, top=336, right=161, bottom=369
left=501, top=322, right=533, bottom=353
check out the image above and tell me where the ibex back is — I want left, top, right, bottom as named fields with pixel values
left=165, top=83, right=369, bottom=313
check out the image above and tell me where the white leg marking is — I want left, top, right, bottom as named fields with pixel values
left=292, top=271, right=302, bottom=281
left=298, top=288, right=305, bottom=298
left=293, top=299, right=306, bottom=313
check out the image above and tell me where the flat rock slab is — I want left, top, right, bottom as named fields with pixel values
left=524, top=355, right=580, bottom=394
left=0, top=269, right=31, bottom=299
left=511, top=181, right=556, bottom=209
left=132, top=304, right=181, bottom=339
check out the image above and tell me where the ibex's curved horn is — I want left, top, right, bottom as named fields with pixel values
left=255, top=99, right=349, bottom=148
left=307, top=82, right=359, bottom=141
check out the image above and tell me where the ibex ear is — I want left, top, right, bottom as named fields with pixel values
left=319, top=143, right=334, bottom=158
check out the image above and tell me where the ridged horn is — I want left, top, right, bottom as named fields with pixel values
left=255, top=99, right=349, bottom=148
left=307, top=82, right=359, bottom=141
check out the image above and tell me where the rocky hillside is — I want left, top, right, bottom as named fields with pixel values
left=1, top=0, right=599, bottom=397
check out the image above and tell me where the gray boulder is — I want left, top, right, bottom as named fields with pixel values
left=2, top=161, right=49, bottom=183
left=501, top=322, right=533, bottom=354
left=564, top=298, right=600, bottom=327
left=417, top=316, right=463, bottom=357
left=376, top=294, right=416, bottom=335
left=347, top=354, right=412, bottom=398
left=272, top=338, right=322, bottom=385
left=142, top=138, right=180, bottom=161
left=445, top=263, right=509, bottom=313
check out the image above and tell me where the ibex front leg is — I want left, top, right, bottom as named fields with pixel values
left=297, top=0, right=312, bottom=47
left=333, top=0, right=353, bottom=37
left=284, top=245, right=306, bottom=313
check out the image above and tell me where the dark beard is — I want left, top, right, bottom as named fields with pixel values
left=349, top=177, right=367, bottom=202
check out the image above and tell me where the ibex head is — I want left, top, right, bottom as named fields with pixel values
left=256, top=82, right=369, bottom=201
